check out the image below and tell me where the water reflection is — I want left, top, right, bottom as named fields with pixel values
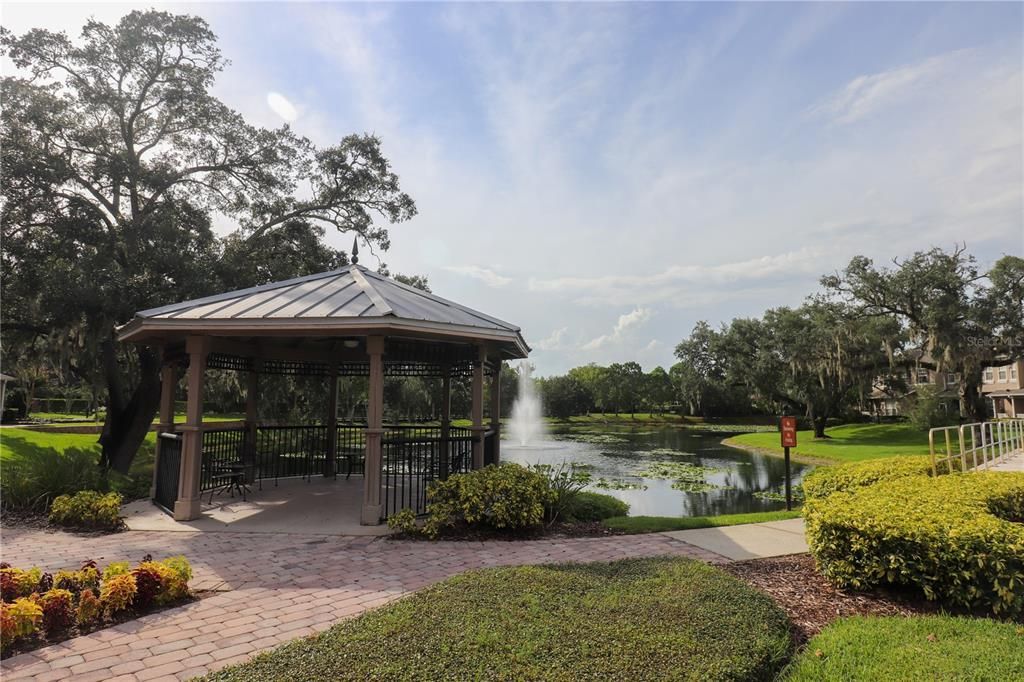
left=501, top=426, right=812, bottom=517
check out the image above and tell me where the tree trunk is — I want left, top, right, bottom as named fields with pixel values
left=99, top=337, right=162, bottom=474
left=959, top=378, right=987, bottom=422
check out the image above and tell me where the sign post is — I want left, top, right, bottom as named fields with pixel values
left=779, top=416, right=798, bottom=511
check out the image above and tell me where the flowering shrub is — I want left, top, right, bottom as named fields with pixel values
left=131, top=566, right=163, bottom=609
left=99, top=574, right=137, bottom=615
left=39, top=590, right=74, bottom=635
left=75, top=589, right=101, bottom=626
left=0, top=568, right=42, bottom=601
left=1, top=555, right=192, bottom=655
left=48, top=491, right=124, bottom=531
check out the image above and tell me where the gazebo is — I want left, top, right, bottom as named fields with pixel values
left=118, top=262, right=529, bottom=525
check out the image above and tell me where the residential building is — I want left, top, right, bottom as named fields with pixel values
left=981, top=359, right=1023, bottom=418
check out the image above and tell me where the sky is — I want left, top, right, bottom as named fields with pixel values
left=4, top=1, right=1023, bottom=375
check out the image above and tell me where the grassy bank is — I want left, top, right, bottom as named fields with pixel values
left=726, top=422, right=930, bottom=464
left=604, top=509, right=801, bottom=534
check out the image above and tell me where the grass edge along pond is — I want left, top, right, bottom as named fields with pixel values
left=604, top=509, right=802, bottom=534
left=201, top=557, right=792, bottom=682
left=725, top=422, right=931, bottom=464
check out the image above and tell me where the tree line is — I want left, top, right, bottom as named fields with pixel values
left=533, top=246, right=1023, bottom=436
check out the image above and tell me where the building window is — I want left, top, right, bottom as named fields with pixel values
left=1012, top=366, right=1019, bottom=381
left=946, top=372, right=956, bottom=386
left=998, top=367, right=1008, bottom=382
left=916, top=368, right=931, bottom=384
left=984, top=368, right=994, bottom=383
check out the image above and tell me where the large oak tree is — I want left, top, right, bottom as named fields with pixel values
left=1, top=11, right=416, bottom=472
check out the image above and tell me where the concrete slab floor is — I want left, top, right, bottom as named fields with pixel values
left=662, top=518, right=808, bottom=561
left=123, top=476, right=392, bottom=536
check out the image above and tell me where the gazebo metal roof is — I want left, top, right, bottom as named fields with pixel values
left=118, top=264, right=530, bottom=360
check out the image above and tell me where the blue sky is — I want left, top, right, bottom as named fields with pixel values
left=5, top=2, right=1023, bottom=374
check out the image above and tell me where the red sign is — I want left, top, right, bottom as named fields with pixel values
left=780, top=416, right=798, bottom=448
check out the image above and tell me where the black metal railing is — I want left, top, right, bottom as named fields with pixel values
left=201, top=427, right=253, bottom=492
left=484, top=430, right=497, bottom=466
left=381, top=425, right=473, bottom=519
left=256, top=425, right=329, bottom=484
left=337, top=423, right=366, bottom=478
left=154, top=433, right=182, bottom=512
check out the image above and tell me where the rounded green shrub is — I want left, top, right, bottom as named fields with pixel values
left=202, top=558, right=793, bottom=682
left=48, top=490, right=123, bottom=530
left=423, top=464, right=553, bottom=538
left=802, top=455, right=950, bottom=500
left=562, top=491, right=629, bottom=521
left=805, top=471, right=1024, bottom=616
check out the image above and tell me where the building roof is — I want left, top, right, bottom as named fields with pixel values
left=117, top=265, right=530, bottom=358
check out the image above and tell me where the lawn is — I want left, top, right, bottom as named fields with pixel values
left=726, top=422, right=931, bottom=464
left=784, top=614, right=1024, bottom=681
left=604, top=509, right=802, bottom=534
left=1, top=427, right=157, bottom=508
left=204, top=557, right=792, bottom=682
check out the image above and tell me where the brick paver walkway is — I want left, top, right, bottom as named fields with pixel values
left=0, top=529, right=724, bottom=681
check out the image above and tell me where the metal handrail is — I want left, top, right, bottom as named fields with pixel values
left=929, top=419, right=1024, bottom=474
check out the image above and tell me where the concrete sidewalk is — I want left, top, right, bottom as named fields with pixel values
left=661, top=518, right=808, bottom=561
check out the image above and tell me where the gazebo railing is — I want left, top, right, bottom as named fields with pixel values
left=182, top=422, right=477, bottom=518
left=382, top=425, right=473, bottom=519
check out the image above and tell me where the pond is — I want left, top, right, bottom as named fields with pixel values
left=501, top=426, right=813, bottom=517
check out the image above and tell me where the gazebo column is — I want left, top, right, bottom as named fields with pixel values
left=361, top=336, right=385, bottom=524
left=244, top=359, right=260, bottom=482
left=471, top=347, right=486, bottom=470
left=326, top=362, right=338, bottom=477
left=490, top=360, right=503, bottom=465
left=440, top=365, right=451, bottom=479
left=151, top=359, right=177, bottom=499
left=175, top=336, right=208, bottom=521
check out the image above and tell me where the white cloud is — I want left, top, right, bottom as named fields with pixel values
left=266, top=92, right=298, bottom=122
left=443, top=265, right=513, bottom=288
left=535, top=327, right=569, bottom=351
left=583, top=307, right=652, bottom=350
left=530, top=248, right=823, bottom=306
left=810, top=50, right=965, bottom=125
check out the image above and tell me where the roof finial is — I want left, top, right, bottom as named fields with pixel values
left=351, top=237, right=359, bottom=265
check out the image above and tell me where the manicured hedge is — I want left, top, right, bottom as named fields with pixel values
left=561, top=491, right=629, bottom=522
left=802, top=455, right=946, bottom=500
left=203, top=558, right=793, bottom=682
left=784, top=614, right=1024, bottom=681
left=805, top=472, right=1024, bottom=616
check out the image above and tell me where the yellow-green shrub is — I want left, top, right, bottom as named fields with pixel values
left=805, top=472, right=1024, bottom=616
left=802, top=455, right=956, bottom=500
left=5, top=598, right=42, bottom=639
left=386, top=508, right=418, bottom=534
left=48, top=490, right=123, bottom=530
left=99, top=573, right=136, bottom=615
left=102, top=561, right=131, bottom=582
left=423, top=464, right=553, bottom=539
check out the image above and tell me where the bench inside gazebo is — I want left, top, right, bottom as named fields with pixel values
left=118, top=262, right=529, bottom=526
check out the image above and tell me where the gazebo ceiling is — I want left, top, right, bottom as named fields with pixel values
left=117, top=265, right=530, bottom=360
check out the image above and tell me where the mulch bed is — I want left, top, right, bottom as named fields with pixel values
left=722, top=554, right=950, bottom=645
